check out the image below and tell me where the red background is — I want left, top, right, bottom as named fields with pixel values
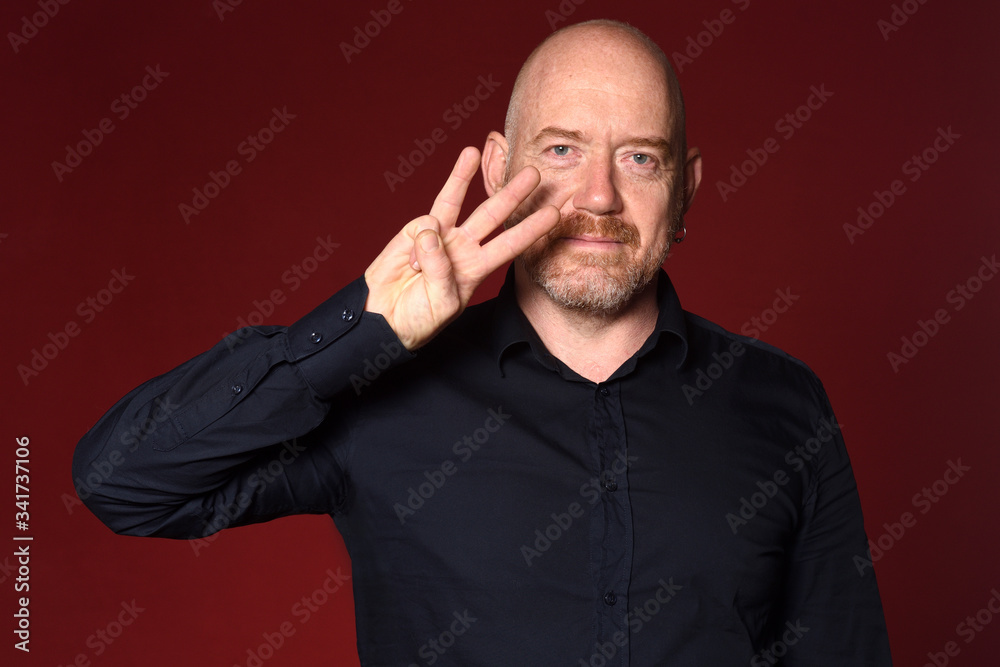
left=3, top=0, right=999, bottom=665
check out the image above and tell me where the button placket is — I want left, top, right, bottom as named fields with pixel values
left=588, top=380, right=633, bottom=665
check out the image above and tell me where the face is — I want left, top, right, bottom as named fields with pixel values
left=498, top=32, right=686, bottom=314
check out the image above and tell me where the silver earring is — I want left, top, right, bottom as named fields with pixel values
left=673, top=226, right=687, bottom=243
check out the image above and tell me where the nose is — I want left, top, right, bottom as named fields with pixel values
left=572, top=155, right=622, bottom=217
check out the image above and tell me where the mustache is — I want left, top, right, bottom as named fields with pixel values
left=547, top=212, right=641, bottom=249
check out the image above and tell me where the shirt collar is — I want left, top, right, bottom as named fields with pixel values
left=490, top=265, right=690, bottom=378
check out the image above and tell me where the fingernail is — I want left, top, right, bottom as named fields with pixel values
left=419, top=231, right=439, bottom=252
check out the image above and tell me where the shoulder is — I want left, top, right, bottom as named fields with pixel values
left=684, top=311, right=815, bottom=372
left=681, top=309, right=830, bottom=404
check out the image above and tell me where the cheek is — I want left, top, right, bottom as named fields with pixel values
left=625, top=191, right=674, bottom=241
left=533, top=167, right=577, bottom=204
left=638, top=229, right=671, bottom=262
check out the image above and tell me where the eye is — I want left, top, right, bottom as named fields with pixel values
left=631, top=153, right=651, bottom=165
left=551, top=145, right=570, bottom=156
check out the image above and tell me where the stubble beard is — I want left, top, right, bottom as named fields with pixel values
left=513, top=210, right=674, bottom=315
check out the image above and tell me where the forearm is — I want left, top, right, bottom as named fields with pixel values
left=73, top=276, right=411, bottom=537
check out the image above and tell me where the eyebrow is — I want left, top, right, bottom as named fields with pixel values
left=527, top=126, right=587, bottom=147
left=624, top=136, right=673, bottom=159
left=527, top=126, right=673, bottom=159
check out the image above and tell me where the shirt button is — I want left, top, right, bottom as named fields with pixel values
left=603, top=592, right=617, bottom=606
left=341, top=308, right=355, bottom=322
left=309, top=331, right=322, bottom=344
left=603, top=479, right=618, bottom=492
left=599, top=386, right=610, bottom=396
left=231, top=384, right=243, bottom=395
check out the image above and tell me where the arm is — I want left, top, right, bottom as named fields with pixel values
left=73, top=147, right=560, bottom=538
left=775, top=382, right=893, bottom=665
left=72, top=277, right=403, bottom=537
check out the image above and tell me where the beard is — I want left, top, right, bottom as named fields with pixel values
left=514, top=210, right=674, bottom=314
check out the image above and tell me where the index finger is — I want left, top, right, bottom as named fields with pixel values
left=479, top=204, right=561, bottom=272
left=456, top=164, right=544, bottom=243
left=428, top=147, right=480, bottom=229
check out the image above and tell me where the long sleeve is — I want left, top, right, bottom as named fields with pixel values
left=72, top=276, right=412, bottom=538
left=774, top=382, right=893, bottom=665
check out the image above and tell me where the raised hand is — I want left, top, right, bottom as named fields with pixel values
left=364, top=146, right=560, bottom=350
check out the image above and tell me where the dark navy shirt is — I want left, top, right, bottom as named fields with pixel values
left=74, top=269, right=892, bottom=666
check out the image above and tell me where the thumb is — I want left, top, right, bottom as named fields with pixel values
left=413, top=227, right=462, bottom=323
left=413, top=228, right=451, bottom=283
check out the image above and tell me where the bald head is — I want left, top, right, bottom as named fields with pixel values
left=504, top=20, right=686, bottom=169
left=481, top=20, right=702, bottom=316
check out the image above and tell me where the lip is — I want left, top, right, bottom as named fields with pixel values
left=562, top=235, right=623, bottom=246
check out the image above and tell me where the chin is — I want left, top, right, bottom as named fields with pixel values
left=528, top=259, right=642, bottom=313
left=535, top=240, right=670, bottom=312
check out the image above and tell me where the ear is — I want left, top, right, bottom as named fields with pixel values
left=681, top=147, right=703, bottom=214
left=481, top=131, right=510, bottom=197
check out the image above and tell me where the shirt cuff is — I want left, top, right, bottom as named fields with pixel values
left=289, top=275, right=414, bottom=398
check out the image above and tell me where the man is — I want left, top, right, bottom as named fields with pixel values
left=75, top=19, right=892, bottom=665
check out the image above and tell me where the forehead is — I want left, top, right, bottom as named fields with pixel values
left=518, top=32, right=674, bottom=142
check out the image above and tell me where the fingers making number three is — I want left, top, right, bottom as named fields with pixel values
left=365, top=146, right=561, bottom=351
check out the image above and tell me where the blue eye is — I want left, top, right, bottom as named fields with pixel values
left=632, top=154, right=650, bottom=165
left=552, top=145, right=570, bottom=156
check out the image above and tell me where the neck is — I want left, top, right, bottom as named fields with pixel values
left=514, top=265, right=660, bottom=383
